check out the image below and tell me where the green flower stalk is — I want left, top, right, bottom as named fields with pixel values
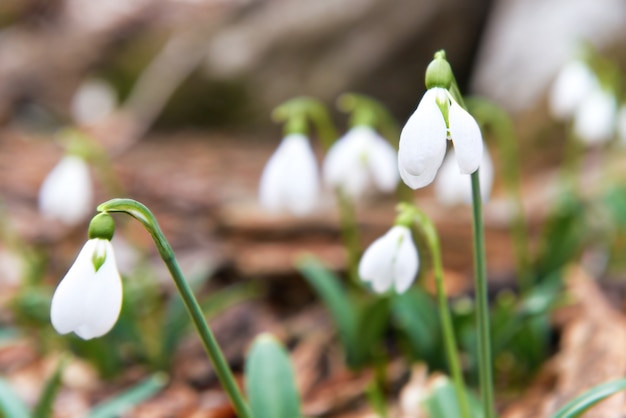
left=94, top=199, right=251, bottom=418
left=398, top=50, right=495, bottom=417
left=395, top=203, right=472, bottom=418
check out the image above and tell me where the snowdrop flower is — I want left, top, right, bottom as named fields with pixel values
left=39, top=155, right=93, bottom=225
left=398, top=87, right=483, bottom=189
left=358, top=225, right=419, bottom=294
left=71, top=78, right=117, bottom=126
left=573, top=87, right=617, bottom=145
left=548, top=60, right=598, bottom=121
left=259, top=133, right=320, bottom=216
left=435, top=148, right=494, bottom=207
left=323, top=126, right=398, bottom=199
left=50, top=213, right=122, bottom=340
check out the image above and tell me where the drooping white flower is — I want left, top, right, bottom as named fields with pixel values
left=323, top=126, right=399, bottom=199
left=358, top=225, right=419, bottom=294
left=573, top=87, right=617, bottom=145
left=39, top=155, right=93, bottom=225
left=259, top=133, right=320, bottom=216
left=50, top=238, right=122, bottom=340
left=435, top=148, right=494, bottom=207
left=548, top=60, right=598, bottom=121
left=398, top=87, right=483, bottom=189
left=71, top=78, right=117, bottom=126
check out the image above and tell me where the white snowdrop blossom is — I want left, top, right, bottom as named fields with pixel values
left=358, top=225, right=419, bottom=294
left=573, top=87, right=617, bottom=145
left=39, top=155, right=93, bottom=225
left=435, top=148, right=494, bottom=207
left=398, top=87, right=483, bottom=189
left=323, top=126, right=399, bottom=199
left=71, top=78, right=117, bottom=126
left=50, top=238, right=123, bottom=340
left=548, top=60, right=598, bottom=121
left=259, top=133, right=320, bottom=216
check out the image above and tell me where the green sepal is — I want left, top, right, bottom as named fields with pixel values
left=425, top=50, right=453, bottom=90
left=91, top=241, right=107, bottom=272
left=88, top=213, right=115, bottom=241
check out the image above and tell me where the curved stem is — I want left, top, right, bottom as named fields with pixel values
left=470, top=173, right=495, bottom=418
left=97, top=199, right=252, bottom=418
left=400, top=205, right=471, bottom=418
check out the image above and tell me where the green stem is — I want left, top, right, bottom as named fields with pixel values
left=470, top=172, right=495, bottom=418
left=97, top=199, right=252, bottom=418
left=336, top=189, right=361, bottom=285
left=399, top=204, right=471, bottom=418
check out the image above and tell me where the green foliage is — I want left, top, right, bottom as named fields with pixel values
left=0, top=378, right=29, bottom=418
left=32, top=356, right=68, bottom=418
left=552, top=378, right=626, bottom=418
left=88, top=373, right=168, bottom=418
left=421, top=376, right=483, bottom=418
left=245, top=334, right=302, bottom=418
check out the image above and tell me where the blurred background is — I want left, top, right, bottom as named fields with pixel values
left=1, top=0, right=626, bottom=416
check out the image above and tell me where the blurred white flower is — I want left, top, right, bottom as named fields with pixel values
left=259, top=133, right=320, bottom=216
left=435, top=148, right=494, bottom=207
left=548, top=60, right=598, bottom=120
left=71, top=78, right=117, bottom=126
left=323, top=126, right=398, bottom=199
left=573, top=87, right=617, bottom=145
left=399, top=87, right=483, bottom=189
left=358, top=225, right=418, bottom=294
left=616, top=106, right=626, bottom=145
left=50, top=238, right=122, bottom=340
left=39, top=155, right=93, bottom=225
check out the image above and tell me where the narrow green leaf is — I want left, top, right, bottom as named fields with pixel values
left=552, top=378, right=626, bottom=418
left=88, top=373, right=168, bottom=418
left=245, top=334, right=302, bottom=418
left=0, top=378, right=30, bottom=418
left=33, top=355, right=69, bottom=418
left=391, top=288, right=441, bottom=366
left=296, top=256, right=359, bottom=366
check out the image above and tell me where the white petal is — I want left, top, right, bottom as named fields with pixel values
left=359, top=226, right=418, bottom=294
left=435, top=148, right=493, bottom=206
left=398, top=89, right=447, bottom=189
left=358, top=229, right=397, bottom=293
left=573, top=87, right=617, bottom=145
left=75, top=241, right=123, bottom=339
left=448, top=99, right=483, bottom=174
left=393, top=227, right=419, bottom=293
left=259, top=134, right=320, bottom=216
left=50, top=239, right=123, bottom=340
left=366, top=132, right=399, bottom=193
left=50, top=239, right=99, bottom=334
left=39, top=156, right=93, bottom=225
left=548, top=60, right=598, bottom=120
left=323, top=128, right=368, bottom=198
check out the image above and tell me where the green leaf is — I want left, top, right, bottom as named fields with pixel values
left=33, top=356, right=69, bottom=418
left=245, top=334, right=302, bottom=418
left=296, top=256, right=359, bottom=367
left=391, top=288, right=442, bottom=367
left=88, top=373, right=168, bottom=418
left=421, top=376, right=483, bottom=418
left=0, top=378, right=30, bottom=418
left=552, top=378, right=626, bottom=418
left=352, top=297, right=391, bottom=366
